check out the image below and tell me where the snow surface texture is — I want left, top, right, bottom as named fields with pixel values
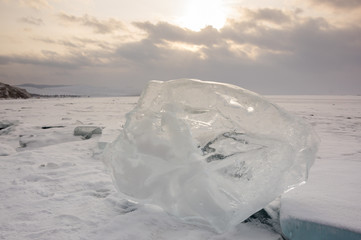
left=1, top=96, right=361, bottom=239
left=104, top=79, right=319, bottom=232
left=277, top=96, right=361, bottom=239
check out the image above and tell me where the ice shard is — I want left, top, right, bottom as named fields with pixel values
left=104, top=79, right=319, bottom=232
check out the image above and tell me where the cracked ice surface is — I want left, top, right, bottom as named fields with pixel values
left=104, top=79, right=319, bottom=232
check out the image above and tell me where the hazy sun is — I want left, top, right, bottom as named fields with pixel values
left=179, top=0, right=227, bottom=31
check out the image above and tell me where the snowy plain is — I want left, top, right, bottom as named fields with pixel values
left=0, top=95, right=360, bottom=239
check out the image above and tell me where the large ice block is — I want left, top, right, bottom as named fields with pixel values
left=103, top=79, right=319, bottom=232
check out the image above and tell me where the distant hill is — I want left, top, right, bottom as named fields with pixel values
left=0, top=82, right=32, bottom=99
left=17, top=83, right=130, bottom=97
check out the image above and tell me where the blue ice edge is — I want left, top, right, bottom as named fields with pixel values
left=281, top=218, right=361, bottom=240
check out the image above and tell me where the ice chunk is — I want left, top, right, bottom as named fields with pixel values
left=74, top=126, right=102, bottom=139
left=104, top=79, right=319, bottom=232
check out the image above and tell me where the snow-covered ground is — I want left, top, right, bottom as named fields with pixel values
left=0, top=96, right=360, bottom=239
left=271, top=96, right=361, bottom=239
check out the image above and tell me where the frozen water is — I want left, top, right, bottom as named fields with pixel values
left=1, top=96, right=359, bottom=239
left=104, top=79, right=319, bottom=232
left=281, top=218, right=361, bottom=240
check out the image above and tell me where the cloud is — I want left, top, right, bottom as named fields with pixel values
left=134, top=21, right=222, bottom=46
left=116, top=11, right=361, bottom=93
left=20, top=0, right=49, bottom=9
left=132, top=19, right=293, bottom=62
left=0, top=45, right=111, bottom=69
left=243, top=8, right=292, bottom=24
left=2, top=7, right=361, bottom=94
left=0, top=56, right=11, bottom=65
left=34, top=36, right=114, bottom=51
left=307, top=0, right=361, bottom=9
left=58, top=13, right=124, bottom=34
left=20, top=17, right=44, bottom=25
left=306, top=0, right=361, bottom=12
left=0, top=54, right=73, bottom=68
left=6, top=9, right=361, bottom=73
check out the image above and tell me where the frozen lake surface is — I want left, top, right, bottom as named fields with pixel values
left=1, top=96, right=360, bottom=239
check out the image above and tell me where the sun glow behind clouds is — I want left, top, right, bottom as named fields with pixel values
left=179, top=0, right=228, bottom=31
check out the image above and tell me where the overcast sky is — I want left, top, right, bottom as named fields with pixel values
left=0, top=0, right=360, bottom=95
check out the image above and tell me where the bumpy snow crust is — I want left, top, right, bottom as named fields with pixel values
left=104, top=79, right=319, bottom=232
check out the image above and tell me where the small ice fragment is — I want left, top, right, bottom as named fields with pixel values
left=74, top=126, right=102, bottom=139
left=104, top=79, right=319, bottom=232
